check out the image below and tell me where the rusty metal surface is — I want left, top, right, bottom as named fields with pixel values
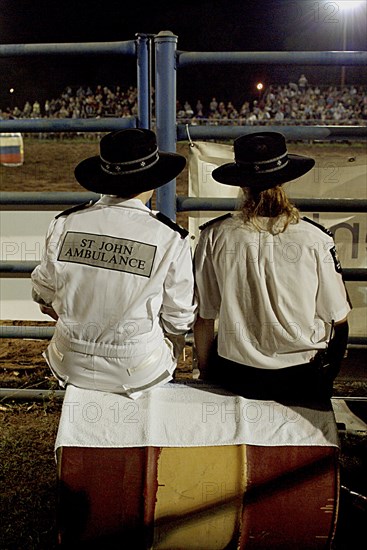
left=58, top=445, right=338, bottom=549
left=239, top=446, right=339, bottom=549
left=57, top=446, right=160, bottom=548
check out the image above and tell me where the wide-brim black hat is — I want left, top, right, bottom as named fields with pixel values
left=212, top=132, right=315, bottom=190
left=74, top=128, right=186, bottom=194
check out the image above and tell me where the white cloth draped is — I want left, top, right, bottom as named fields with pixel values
left=55, top=382, right=339, bottom=451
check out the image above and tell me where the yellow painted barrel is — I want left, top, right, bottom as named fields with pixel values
left=57, top=443, right=339, bottom=549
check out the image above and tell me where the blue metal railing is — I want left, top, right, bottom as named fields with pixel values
left=176, top=50, right=367, bottom=67
left=0, top=41, right=136, bottom=57
left=177, top=197, right=367, bottom=214
left=153, top=39, right=367, bottom=217
left=0, top=192, right=99, bottom=207
left=1, top=193, right=366, bottom=213
left=154, top=31, right=179, bottom=218
left=0, top=117, right=136, bottom=133
left=0, top=37, right=150, bottom=131
left=1, top=34, right=366, bottom=345
left=176, top=125, right=367, bottom=142
left=1, top=260, right=364, bottom=282
left=0, top=324, right=364, bottom=349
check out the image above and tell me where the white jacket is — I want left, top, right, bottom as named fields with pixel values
left=32, top=196, right=197, bottom=397
left=194, top=214, right=351, bottom=369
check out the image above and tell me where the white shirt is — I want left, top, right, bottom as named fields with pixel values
left=31, top=196, right=197, bottom=397
left=194, top=213, right=351, bottom=369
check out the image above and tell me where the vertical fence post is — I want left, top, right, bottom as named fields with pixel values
left=136, top=34, right=153, bottom=129
left=154, top=30, right=178, bottom=220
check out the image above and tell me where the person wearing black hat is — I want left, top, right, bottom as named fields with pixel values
left=194, top=132, right=351, bottom=402
left=31, top=129, right=197, bottom=398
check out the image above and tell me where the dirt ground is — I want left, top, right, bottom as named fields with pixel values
left=1, top=137, right=366, bottom=549
left=1, top=136, right=366, bottom=227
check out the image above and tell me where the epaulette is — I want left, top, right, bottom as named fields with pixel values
left=155, top=212, right=189, bottom=238
left=199, top=213, right=232, bottom=231
left=302, top=216, right=334, bottom=237
left=55, top=200, right=95, bottom=219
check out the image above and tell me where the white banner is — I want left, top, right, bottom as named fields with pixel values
left=0, top=210, right=60, bottom=320
left=188, top=141, right=367, bottom=338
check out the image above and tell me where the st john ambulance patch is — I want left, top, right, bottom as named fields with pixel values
left=58, top=231, right=156, bottom=277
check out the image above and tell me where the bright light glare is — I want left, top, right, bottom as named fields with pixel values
left=256, top=83, right=264, bottom=91
left=338, top=1, right=364, bottom=10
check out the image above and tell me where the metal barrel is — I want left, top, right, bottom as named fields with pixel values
left=57, top=437, right=338, bottom=548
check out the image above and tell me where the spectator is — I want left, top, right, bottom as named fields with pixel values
left=196, top=99, right=204, bottom=115
left=298, top=74, right=308, bottom=90
left=209, top=97, right=218, bottom=113
left=2, top=83, right=366, bottom=126
left=184, top=101, right=194, bottom=117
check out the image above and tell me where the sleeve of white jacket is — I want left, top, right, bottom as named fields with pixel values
left=193, top=229, right=221, bottom=319
left=160, top=238, right=197, bottom=335
left=31, top=218, right=59, bottom=306
left=315, top=237, right=352, bottom=323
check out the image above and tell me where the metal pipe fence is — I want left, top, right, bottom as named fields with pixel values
left=177, top=197, right=367, bottom=213
left=1, top=34, right=366, bottom=346
left=176, top=124, right=367, bottom=142
left=0, top=117, right=136, bottom=133
left=176, top=50, right=367, bottom=67
left=1, top=261, right=364, bottom=281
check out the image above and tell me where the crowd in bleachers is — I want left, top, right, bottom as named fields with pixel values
left=1, top=76, right=367, bottom=125
left=1, top=84, right=139, bottom=121
left=178, top=79, right=367, bottom=125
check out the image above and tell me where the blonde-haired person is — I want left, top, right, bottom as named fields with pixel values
left=194, top=132, right=351, bottom=403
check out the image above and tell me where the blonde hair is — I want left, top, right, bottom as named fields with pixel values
left=239, top=185, right=300, bottom=234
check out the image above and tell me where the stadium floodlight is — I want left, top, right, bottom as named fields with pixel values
left=338, top=0, right=365, bottom=85
left=338, top=1, right=364, bottom=10
left=256, top=82, right=264, bottom=100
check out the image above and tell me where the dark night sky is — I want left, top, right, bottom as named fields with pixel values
left=0, top=0, right=366, bottom=111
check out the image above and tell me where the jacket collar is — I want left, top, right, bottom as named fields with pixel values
left=97, top=195, right=151, bottom=212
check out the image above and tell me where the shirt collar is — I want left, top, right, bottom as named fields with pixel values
left=97, top=195, right=151, bottom=212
